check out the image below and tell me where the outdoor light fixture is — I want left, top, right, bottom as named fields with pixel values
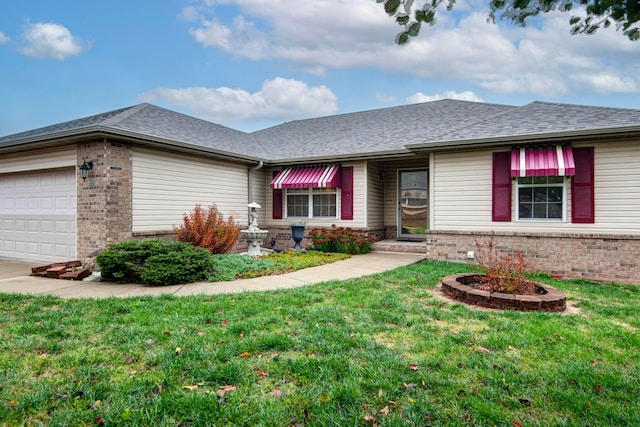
left=79, top=160, right=93, bottom=181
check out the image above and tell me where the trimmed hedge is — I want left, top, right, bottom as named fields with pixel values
left=96, top=239, right=215, bottom=286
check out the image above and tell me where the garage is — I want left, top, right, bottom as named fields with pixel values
left=0, top=168, right=77, bottom=263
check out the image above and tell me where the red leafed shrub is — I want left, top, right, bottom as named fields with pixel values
left=474, top=238, right=535, bottom=295
left=174, top=205, right=240, bottom=254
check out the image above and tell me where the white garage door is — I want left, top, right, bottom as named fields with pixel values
left=0, top=168, right=77, bottom=263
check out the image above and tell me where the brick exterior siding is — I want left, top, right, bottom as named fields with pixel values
left=426, top=230, right=639, bottom=285
left=77, top=140, right=133, bottom=259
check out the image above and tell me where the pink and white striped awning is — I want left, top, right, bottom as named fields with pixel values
left=270, top=165, right=341, bottom=189
left=510, top=145, right=576, bottom=178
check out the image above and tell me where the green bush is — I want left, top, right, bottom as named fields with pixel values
left=96, top=239, right=215, bottom=286
left=308, top=226, right=375, bottom=254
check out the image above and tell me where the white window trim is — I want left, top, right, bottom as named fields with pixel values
left=284, top=187, right=339, bottom=219
left=515, top=177, right=567, bottom=222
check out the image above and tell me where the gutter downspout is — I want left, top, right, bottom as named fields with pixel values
left=247, top=161, right=264, bottom=224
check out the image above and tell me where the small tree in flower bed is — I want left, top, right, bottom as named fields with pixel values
left=474, top=238, right=536, bottom=295
left=308, top=226, right=375, bottom=255
left=174, top=204, right=240, bottom=254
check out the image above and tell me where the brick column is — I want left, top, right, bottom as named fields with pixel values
left=77, top=139, right=132, bottom=260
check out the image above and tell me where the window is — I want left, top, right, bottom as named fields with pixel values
left=517, top=176, right=565, bottom=220
left=286, top=187, right=337, bottom=218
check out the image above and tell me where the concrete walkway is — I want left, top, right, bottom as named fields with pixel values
left=0, top=252, right=425, bottom=299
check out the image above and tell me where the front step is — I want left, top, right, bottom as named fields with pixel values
left=372, top=239, right=426, bottom=254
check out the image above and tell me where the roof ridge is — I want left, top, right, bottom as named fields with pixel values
left=99, top=103, right=150, bottom=127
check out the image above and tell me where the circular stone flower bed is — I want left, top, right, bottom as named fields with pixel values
left=441, top=273, right=566, bottom=312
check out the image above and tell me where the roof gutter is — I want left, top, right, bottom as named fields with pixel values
left=0, top=125, right=264, bottom=164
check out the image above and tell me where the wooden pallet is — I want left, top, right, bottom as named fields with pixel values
left=31, top=261, right=90, bottom=280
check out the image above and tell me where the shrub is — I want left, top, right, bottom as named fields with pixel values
left=474, top=238, right=535, bottom=294
left=308, top=226, right=375, bottom=254
left=96, top=239, right=215, bottom=286
left=174, top=204, right=241, bottom=254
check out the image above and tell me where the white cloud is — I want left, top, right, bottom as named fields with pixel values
left=407, top=91, right=484, bottom=103
left=20, top=22, right=88, bottom=59
left=0, top=32, right=9, bottom=44
left=138, top=77, right=338, bottom=126
left=183, top=1, right=640, bottom=98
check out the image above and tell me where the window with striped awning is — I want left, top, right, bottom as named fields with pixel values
left=510, top=145, right=575, bottom=178
left=270, top=165, right=341, bottom=189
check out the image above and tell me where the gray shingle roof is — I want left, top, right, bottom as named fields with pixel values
left=415, top=101, right=640, bottom=147
left=2, top=99, right=640, bottom=163
left=251, top=100, right=517, bottom=161
left=0, top=103, right=265, bottom=160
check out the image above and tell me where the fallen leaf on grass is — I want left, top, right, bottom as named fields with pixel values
left=175, top=347, right=181, bottom=355
left=378, top=406, right=390, bottom=416
left=95, top=417, right=105, bottom=425
left=217, top=385, right=237, bottom=396
left=477, top=346, right=492, bottom=354
left=256, top=369, right=269, bottom=378
left=240, top=352, right=250, bottom=358
left=512, top=421, right=523, bottom=427
left=183, top=384, right=198, bottom=391
left=403, top=383, right=417, bottom=389
left=409, top=364, right=419, bottom=371
left=269, top=389, right=283, bottom=397
left=319, top=393, right=330, bottom=403
left=363, top=415, right=377, bottom=425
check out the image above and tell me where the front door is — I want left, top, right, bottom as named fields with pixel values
left=398, top=169, right=428, bottom=239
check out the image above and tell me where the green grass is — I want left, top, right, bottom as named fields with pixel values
left=1, top=260, right=638, bottom=426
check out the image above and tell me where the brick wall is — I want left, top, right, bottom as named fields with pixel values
left=426, top=230, right=640, bottom=285
left=77, top=140, right=132, bottom=259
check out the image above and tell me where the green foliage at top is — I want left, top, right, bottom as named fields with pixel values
left=382, top=0, right=639, bottom=44
left=174, top=204, right=240, bottom=254
left=96, top=239, right=215, bottom=286
left=308, top=226, right=375, bottom=254
left=0, top=260, right=638, bottom=425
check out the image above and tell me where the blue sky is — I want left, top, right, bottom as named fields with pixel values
left=1, top=0, right=639, bottom=136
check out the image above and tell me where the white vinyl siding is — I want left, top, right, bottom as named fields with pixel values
left=0, top=146, right=76, bottom=174
left=132, top=147, right=249, bottom=232
left=432, top=142, right=640, bottom=234
left=367, top=161, right=384, bottom=227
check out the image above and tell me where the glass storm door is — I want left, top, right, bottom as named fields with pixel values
left=398, top=169, right=428, bottom=238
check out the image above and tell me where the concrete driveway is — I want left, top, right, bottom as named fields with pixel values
left=0, top=259, right=38, bottom=280
left=0, top=252, right=426, bottom=299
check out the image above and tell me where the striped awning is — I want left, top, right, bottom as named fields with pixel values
left=270, top=165, right=341, bottom=189
left=510, top=145, right=576, bottom=178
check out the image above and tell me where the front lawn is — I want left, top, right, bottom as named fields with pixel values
left=1, top=260, right=638, bottom=426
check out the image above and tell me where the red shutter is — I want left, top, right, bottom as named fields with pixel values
left=492, top=152, right=512, bottom=222
left=272, top=171, right=283, bottom=219
left=571, top=147, right=595, bottom=223
left=340, top=166, right=353, bottom=220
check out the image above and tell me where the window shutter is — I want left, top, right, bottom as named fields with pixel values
left=340, top=166, right=353, bottom=220
left=272, top=171, right=283, bottom=219
left=492, top=152, right=512, bottom=222
left=571, top=147, right=595, bottom=223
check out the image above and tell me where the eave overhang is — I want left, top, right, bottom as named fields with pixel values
left=0, top=125, right=263, bottom=165
left=405, top=126, right=640, bottom=152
